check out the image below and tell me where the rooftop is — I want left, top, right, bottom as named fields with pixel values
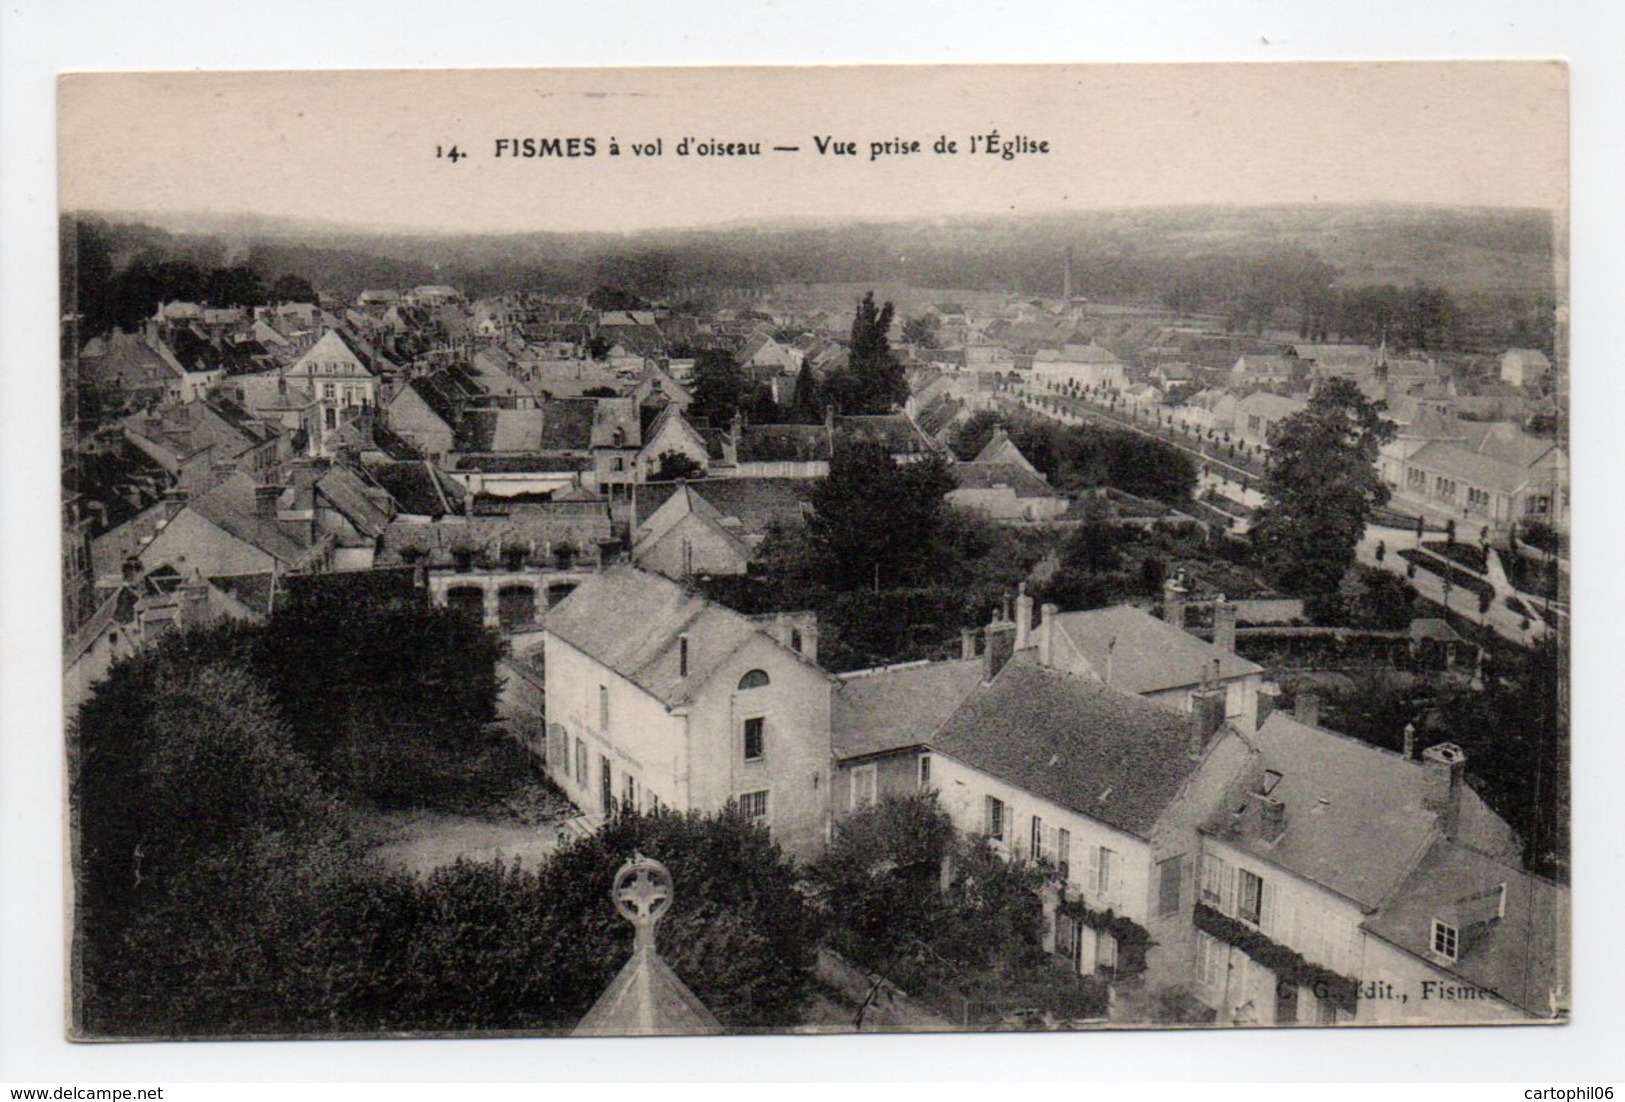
left=931, top=651, right=1225, bottom=839
left=1051, top=604, right=1263, bottom=696
left=833, top=658, right=986, bottom=761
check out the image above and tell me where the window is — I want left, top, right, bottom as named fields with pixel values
left=1432, top=919, right=1459, bottom=962
left=1467, top=487, right=1490, bottom=513
left=623, top=772, right=637, bottom=812
left=574, top=739, right=587, bottom=788
left=1407, top=468, right=1427, bottom=492
left=1056, top=828, right=1071, bottom=881
left=678, top=635, right=689, bottom=677
left=1158, top=855, right=1185, bottom=917
left=1200, top=853, right=1229, bottom=907
left=1093, top=846, right=1116, bottom=899
left=740, top=790, right=769, bottom=823
left=743, top=717, right=766, bottom=762
left=598, top=685, right=609, bottom=730
left=1526, top=494, right=1552, bottom=516
left=1238, top=869, right=1265, bottom=926
left=790, top=628, right=803, bottom=653
left=1030, top=816, right=1045, bottom=862
left=738, top=669, right=771, bottom=691
left=850, top=764, right=878, bottom=812
left=1195, top=931, right=1225, bottom=989
left=917, top=754, right=932, bottom=790
left=985, top=796, right=1006, bottom=841
left=323, top=382, right=337, bottom=400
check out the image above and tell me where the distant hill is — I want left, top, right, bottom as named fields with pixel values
left=65, top=204, right=1557, bottom=355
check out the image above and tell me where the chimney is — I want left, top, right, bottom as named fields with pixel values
left=1421, top=742, right=1466, bottom=840
left=1189, top=687, right=1226, bottom=758
left=1015, top=584, right=1033, bottom=650
left=1256, top=681, right=1281, bottom=730
left=1403, top=722, right=1417, bottom=761
left=254, top=484, right=282, bottom=519
left=983, top=620, right=1016, bottom=683
left=1213, top=598, right=1238, bottom=653
left=1257, top=794, right=1287, bottom=843
left=824, top=403, right=836, bottom=432
left=799, top=618, right=819, bottom=665
left=1295, top=691, right=1320, bottom=728
left=961, top=627, right=978, bottom=662
left=1037, top=603, right=1057, bottom=669
left=1162, top=574, right=1187, bottom=628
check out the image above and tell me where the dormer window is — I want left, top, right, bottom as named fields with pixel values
left=1432, top=919, right=1459, bottom=962
left=738, top=669, right=770, bottom=691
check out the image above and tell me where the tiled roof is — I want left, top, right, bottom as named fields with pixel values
left=1235, top=392, right=1308, bottom=421
left=316, top=466, right=393, bottom=538
left=632, top=484, right=752, bottom=563
left=950, top=462, right=1059, bottom=500
left=187, top=473, right=311, bottom=566
left=931, top=652, right=1222, bottom=838
left=736, top=424, right=831, bottom=463
left=835, top=414, right=937, bottom=456
left=1363, top=840, right=1568, bottom=1018
left=833, top=658, right=985, bottom=760
left=1051, top=605, right=1262, bottom=696
left=1405, top=441, right=1535, bottom=497
left=640, top=478, right=815, bottom=540
left=372, top=461, right=468, bottom=523
left=208, top=572, right=277, bottom=617
left=1202, top=712, right=1519, bottom=910
left=542, top=566, right=801, bottom=708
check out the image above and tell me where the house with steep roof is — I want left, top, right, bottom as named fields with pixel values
left=540, top=566, right=832, bottom=858
left=636, top=405, right=712, bottom=481
left=1393, top=438, right=1568, bottom=537
left=1040, top=598, right=1265, bottom=731
left=630, top=482, right=754, bottom=579
left=119, top=398, right=288, bottom=493
left=284, top=329, right=379, bottom=414
left=926, top=606, right=1254, bottom=990
left=946, top=428, right=1068, bottom=522
left=1190, top=709, right=1535, bottom=1026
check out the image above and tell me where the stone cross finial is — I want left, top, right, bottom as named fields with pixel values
left=613, top=853, right=673, bottom=952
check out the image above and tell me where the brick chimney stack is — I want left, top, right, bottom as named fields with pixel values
left=1421, top=742, right=1466, bottom=840
left=1015, top=584, right=1033, bottom=651
left=1295, top=691, right=1320, bottom=728
left=1162, top=573, right=1187, bottom=628
left=1037, top=603, right=1057, bottom=669
left=1213, top=598, right=1238, bottom=653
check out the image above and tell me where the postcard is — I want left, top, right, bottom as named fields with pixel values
left=58, top=62, right=1568, bottom=1039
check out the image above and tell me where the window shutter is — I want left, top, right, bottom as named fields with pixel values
left=1087, top=845, right=1101, bottom=900
left=1220, top=862, right=1236, bottom=915
left=1259, top=880, right=1275, bottom=936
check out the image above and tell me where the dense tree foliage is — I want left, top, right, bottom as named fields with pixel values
left=1251, top=379, right=1396, bottom=620
left=689, top=348, right=748, bottom=428
left=950, top=411, right=1196, bottom=505
left=650, top=450, right=706, bottom=482
left=806, top=794, right=1051, bottom=1003
left=808, top=442, right=956, bottom=591
left=824, top=292, right=907, bottom=414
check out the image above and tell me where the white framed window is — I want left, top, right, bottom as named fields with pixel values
left=1238, top=869, right=1265, bottom=926
left=1030, top=815, right=1045, bottom=863
left=740, top=789, right=770, bottom=824
left=1057, top=828, right=1071, bottom=881
left=985, top=795, right=1006, bottom=841
left=623, top=773, right=637, bottom=812
left=917, top=754, right=931, bottom=790
left=598, top=685, right=609, bottom=730
left=849, top=764, right=878, bottom=812
left=1200, top=853, right=1230, bottom=909
left=1432, top=919, right=1459, bottom=962
left=1195, top=930, right=1225, bottom=989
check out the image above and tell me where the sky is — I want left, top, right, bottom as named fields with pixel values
left=58, top=62, right=1568, bottom=236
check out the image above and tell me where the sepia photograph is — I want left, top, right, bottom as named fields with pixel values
left=54, top=61, right=1570, bottom=1044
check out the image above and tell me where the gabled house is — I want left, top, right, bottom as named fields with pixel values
left=540, top=566, right=833, bottom=858
left=282, top=329, right=380, bottom=437
left=1039, top=597, right=1265, bottom=732
left=927, top=617, right=1252, bottom=989
left=947, top=428, right=1068, bottom=522
left=636, top=405, right=712, bottom=481
left=631, top=482, right=753, bottom=579
left=1192, top=711, right=1529, bottom=1026
left=1499, top=348, right=1553, bottom=388
left=1234, top=391, right=1308, bottom=451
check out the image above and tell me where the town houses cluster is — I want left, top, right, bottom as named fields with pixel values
left=63, top=277, right=1567, bottom=1028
